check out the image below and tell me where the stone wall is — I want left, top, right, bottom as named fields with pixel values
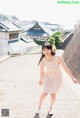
left=62, top=26, right=80, bottom=82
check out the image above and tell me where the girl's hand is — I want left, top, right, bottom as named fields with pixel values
left=39, top=79, right=43, bottom=86
left=72, top=77, right=78, bottom=84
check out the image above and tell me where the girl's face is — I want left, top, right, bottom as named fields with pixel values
left=42, top=48, right=51, bottom=56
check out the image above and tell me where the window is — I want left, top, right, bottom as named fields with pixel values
left=34, top=28, right=37, bottom=30
left=34, top=27, right=41, bottom=30
left=9, top=33, right=18, bottom=40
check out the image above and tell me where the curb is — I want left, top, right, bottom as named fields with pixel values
left=0, top=55, right=10, bottom=63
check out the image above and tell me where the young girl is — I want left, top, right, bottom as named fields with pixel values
left=34, top=42, right=78, bottom=118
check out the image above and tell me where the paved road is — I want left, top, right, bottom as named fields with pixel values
left=0, top=53, right=80, bottom=118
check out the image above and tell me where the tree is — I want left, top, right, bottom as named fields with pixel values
left=48, top=31, right=61, bottom=49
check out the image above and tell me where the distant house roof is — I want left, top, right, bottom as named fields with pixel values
left=38, top=22, right=53, bottom=35
left=24, top=21, right=53, bottom=37
left=21, top=35, right=33, bottom=43
left=0, top=21, right=22, bottom=32
left=46, top=24, right=60, bottom=31
left=26, top=20, right=60, bottom=30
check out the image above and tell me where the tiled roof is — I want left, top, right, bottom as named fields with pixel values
left=38, top=22, right=53, bottom=35
left=24, top=21, right=53, bottom=36
left=0, top=21, right=22, bottom=32
left=46, top=24, right=59, bottom=31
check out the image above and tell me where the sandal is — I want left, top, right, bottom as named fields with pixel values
left=34, top=113, right=40, bottom=118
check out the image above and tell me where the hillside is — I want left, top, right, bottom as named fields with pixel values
left=0, top=14, right=8, bottom=21
left=0, top=14, right=19, bottom=21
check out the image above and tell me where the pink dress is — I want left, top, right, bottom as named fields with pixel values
left=43, top=54, right=63, bottom=94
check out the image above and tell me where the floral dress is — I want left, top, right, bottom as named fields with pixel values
left=43, top=55, right=63, bottom=94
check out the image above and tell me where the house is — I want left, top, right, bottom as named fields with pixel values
left=23, top=21, right=56, bottom=40
left=43, top=22, right=60, bottom=31
left=0, top=21, right=38, bottom=55
left=0, top=21, right=28, bottom=54
left=0, top=21, right=24, bottom=55
left=0, top=21, right=23, bottom=42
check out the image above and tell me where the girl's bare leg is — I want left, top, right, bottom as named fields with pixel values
left=49, top=94, right=56, bottom=113
left=36, top=92, right=48, bottom=112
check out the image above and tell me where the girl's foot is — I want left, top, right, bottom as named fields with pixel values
left=46, top=112, right=53, bottom=118
left=34, top=108, right=41, bottom=118
left=49, top=108, right=53, bottom=115
left=34, top=113, right=40, bottom=118
left=46, top=109, right=53, bottom=118
left=36, top=107, right=41, bottom=114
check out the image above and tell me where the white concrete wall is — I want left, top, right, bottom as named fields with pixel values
left=0, top=31, right=22, bottom=41
left=0, top=31, right=22, bottom=57
left=0, top=39, right=8, bottom=57
left=0, top=32, right=8, bottom=40
left=18, top=31, right=22, bottom=39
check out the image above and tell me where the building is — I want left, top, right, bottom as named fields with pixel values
left=0, top=21, right=23, bottom=42
left=43, top=22, right=60, bottom=31
left=0, top=21, right=38, bottom=55
left=23, top=21, right=60, bottom=40
left=0, top=21, right=23, bottom=55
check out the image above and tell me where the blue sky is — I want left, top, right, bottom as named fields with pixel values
left=0, top=0, right=80, bottom=29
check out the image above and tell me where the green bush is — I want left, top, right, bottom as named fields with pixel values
left=48, top=31, right=61, bottom=49
left=33, top=39, right=46, bottom=45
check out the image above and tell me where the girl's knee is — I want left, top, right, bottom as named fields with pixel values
left=51, top=94, right=56, bottom=98
left=42, top=92, right=48, bottom=97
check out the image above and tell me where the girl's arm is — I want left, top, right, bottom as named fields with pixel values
left=58, top=56, right=78, bottom=83
left=39, top=59, right=44, bottom=85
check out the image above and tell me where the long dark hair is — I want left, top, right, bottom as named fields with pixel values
left=38, top=42, right=56, bottom=65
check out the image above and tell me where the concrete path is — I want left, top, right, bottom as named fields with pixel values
left=0, top=53, right=80, bottom=118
